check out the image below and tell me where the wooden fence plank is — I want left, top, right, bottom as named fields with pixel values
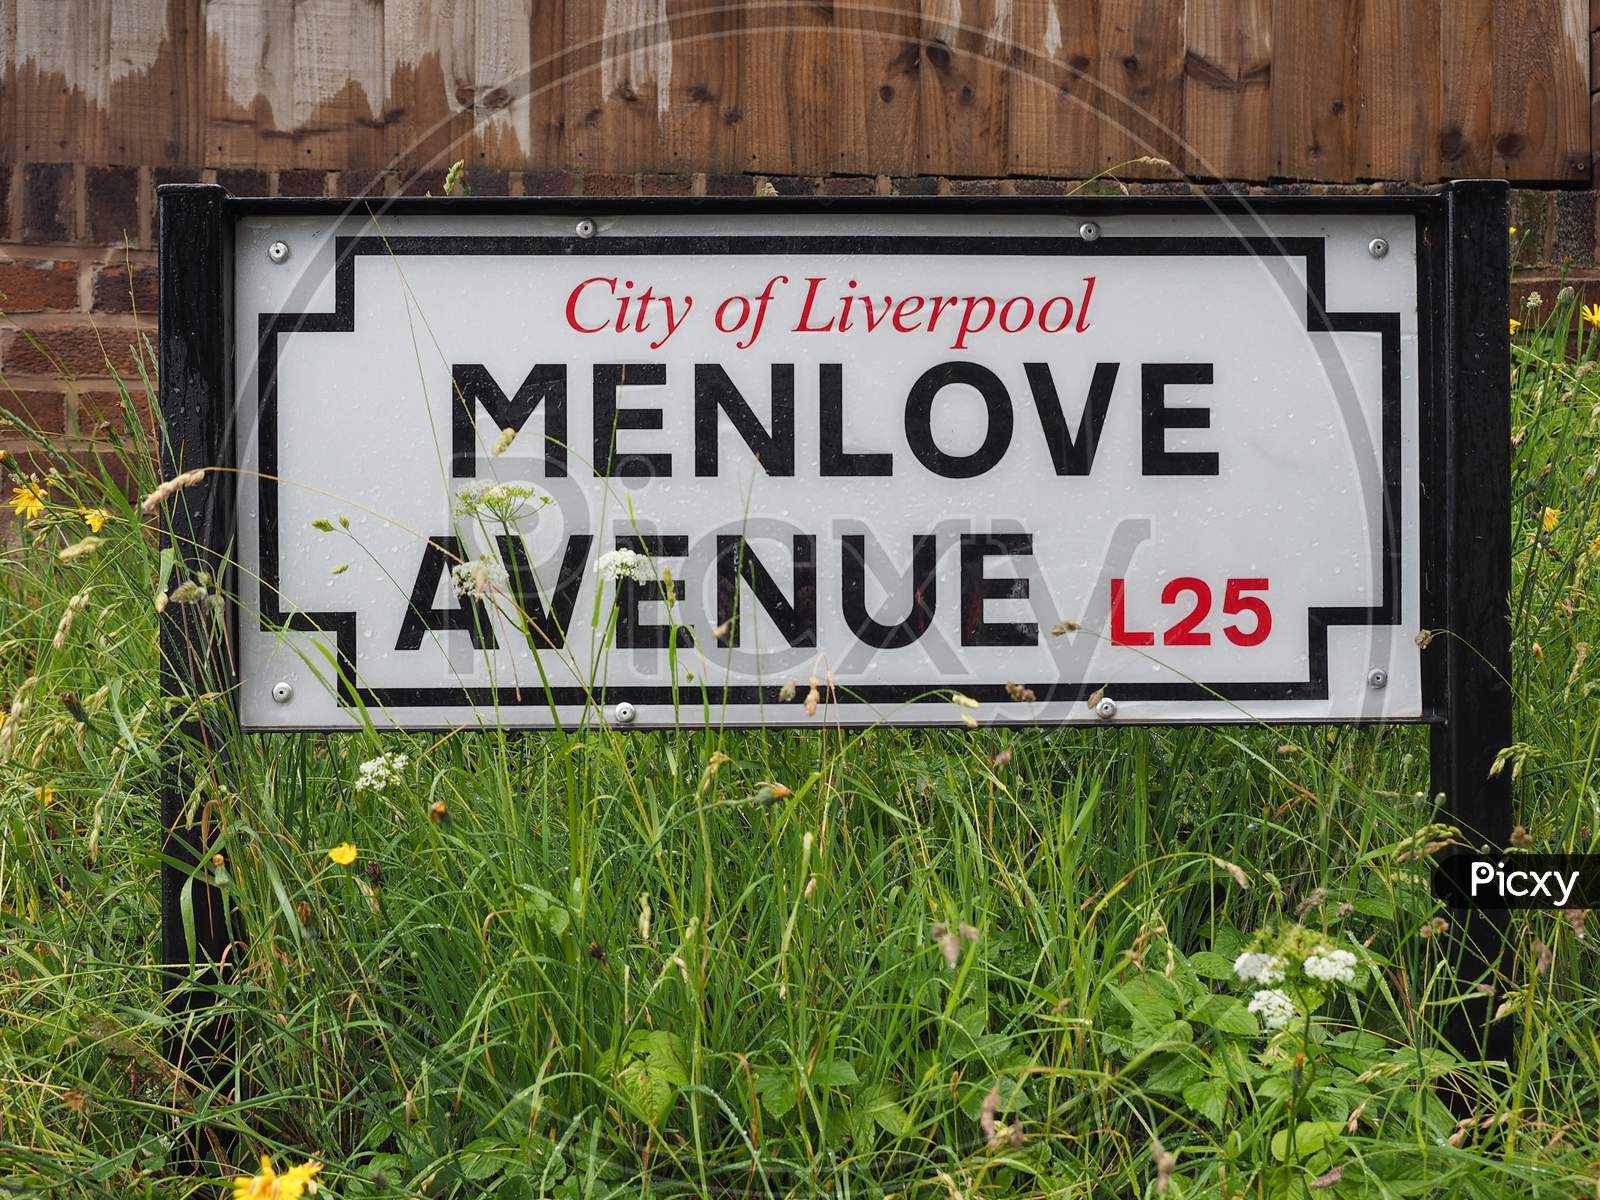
left=1096, top=0, right=1185, bottom=174
left=1441, top=0, right=1494, bottom=176
left=561, top=0, right=671, bottom=175
left=1356, top=0, right=1441, bottom=180
left=1491, top=0, right=1589, bottom=181
left=1271, top=0, right=1359, bottom=179
left=383, top=0, right=475, bottom=176
left=660, top=0, right=742, bottom=175
left=834, top=0, right=922, bottom=178
left=474, top=0, right=534, bottom=167
left=1008, top=0, right=1102, bottom=179
left=204, top=0, right=384, bottom=172
left=1182, top=0, right=1271, bottom=180
left=914, top=0, right=1011, bottom=179
left=740, top=1, right=834, bottom=178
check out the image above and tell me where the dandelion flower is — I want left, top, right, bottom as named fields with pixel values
left=9, top=483, right=46, bottom=521
left=595, top=547, right=644, bottom=581
left=354, top=751, right=408, bottom=793
left=234, top=1156, right=322, bottom=1200
left=1509, top=317, right=1521, bottom=335
left=77, top=507, right=110, bottom=532
left=1508, top=225, right=1518, bottom=237
left=1233, top=951, right=1286, bottom=985
left=327, top=842, right=357, bottom=866
left=1543, top=506, right=1562, bottom=533
left=1583, top=303, right=1600, bottom=330
left=1247, top=987, right=1297, bottom=1030
left=1303, top=946, right=1359, bottom=985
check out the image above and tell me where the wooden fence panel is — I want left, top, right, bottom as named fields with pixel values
left=1491, top=0, right=1589, bottom=181
left=1, top=0, right=1592, bottom=185
left=1181, top=0, right=1272, bottom=179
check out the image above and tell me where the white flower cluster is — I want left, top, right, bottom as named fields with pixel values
left=1303, top=946, right=1359, bottom=985
left=354, top=751, right=409, bottom=793
left=454, top=480, right=546, bottom=522
left=595, top=547, right=645, bottom=581
left=451, top=554, right=509, bottom=598
left=1233, top=952, right=1286, bottom=985
left=1247, top=987, right=1297, bottom=1030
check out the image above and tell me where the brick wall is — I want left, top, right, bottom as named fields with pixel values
left=0, top=161, right=1592, bottom=474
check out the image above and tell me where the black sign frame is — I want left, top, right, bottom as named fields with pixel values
left=155, top=182, right=1513, bottom=1128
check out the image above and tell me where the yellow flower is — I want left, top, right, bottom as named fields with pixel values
left=1509, top=225, right=1518, bottom=236
left=1589, top=533, right=1600, bottom=556
left=78, top=507, right=110, bottom=532
left=234, top=1156, right=322, bottom=1200
left=37, top=786, right=54, bottom=807
left=1543, top=506, right=1562, bottom=533
left=1582, top=303, right=1600, bottom=330
left=8, top=483, right=46, bottom=520
left=1509, top=317, right=1521, bottom=335
left=327, top=842, right=357, bottom=866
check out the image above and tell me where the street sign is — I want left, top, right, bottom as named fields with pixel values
left=230, top=203, right=1429, bottom=729
left=158, top=183, right=1513, bottom=1080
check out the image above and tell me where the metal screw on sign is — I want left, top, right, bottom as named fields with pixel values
left=1367, top=668, right=1388, bottom=690
left=1078, top=221, right=1101, bottom=243
left=613, top=700, right=637, bottom=725
left=271, top=681, right=293, bottom=704
left=1093, top=695, right=1118, bottom=720
left=575, top=219, right=597, bottom=240
left=1368, top=237, right=1389, bottom=259
left=267, top=240, right=291, bottom=264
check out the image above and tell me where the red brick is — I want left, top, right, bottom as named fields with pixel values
left=464, top=167, right=509, bottom=196
left=0, top=260, right=79, bottom=312
left=86, top=165, right=140, bottom=246
left=21, top=163, right=74, bottom=242
left=276, top=168, right=330, bottom=197
left=703, top=174, right=754, bottom=196
left=766, top=175, right=817, bottom=197
left=399, top=169, right=448, bottom=197
left=0, top=164, right=12, bottom=241
left=820, top=175, right=874, bottom=196
left=3, top=445, right=133, bottom=497
left=640, top=173, right=694, bottom=196
left=152, top=166, right=202, bottom=189
left=77, top=388, right=155, bottom=437
left=581, top=173, right=636, bottom=196
left=1, top=326, right=145, bottom=379
left=214, top=168, right=269, bottom=197
left=0, top=388, right=67, bottom=433
left=91, top=265, right=157, bottom=315
left=520, top=169, right=576, bottom=196
left=946, top=178, right=1010, bottom=196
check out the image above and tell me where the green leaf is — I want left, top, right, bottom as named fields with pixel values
left=1270, top=1120, right=1343, bottom=1162
left=1189, top=950, right=1237, bottom=980
left=607, top=1030, right=688, bottom=1126
left=756, top=1069, right=800, bottom=1118
left=1189, top=994, right=1257, bottom=1036
left=810, top=1057, right=859, bottom=1088
left=516, top=884, right=571, bottom=937
left=1182, top=1076, right=1229, bottom=1125
left=457, top=1138, right=521, bottom=1181
left=859, top=1083, right=912, bottom=1137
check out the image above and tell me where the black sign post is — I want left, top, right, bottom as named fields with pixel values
left=153, top=181, right=1515, bottom=1135
left=157, top=183, right=238, bottom=1159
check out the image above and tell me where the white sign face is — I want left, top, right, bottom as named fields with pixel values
left=233, top=207, right=1425, bottom=729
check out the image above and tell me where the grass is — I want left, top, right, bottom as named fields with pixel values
left=1, top=280, right=1599, bottom=1198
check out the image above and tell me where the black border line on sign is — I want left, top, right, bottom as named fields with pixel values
left=252, top=231, right=1406, bottom=711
